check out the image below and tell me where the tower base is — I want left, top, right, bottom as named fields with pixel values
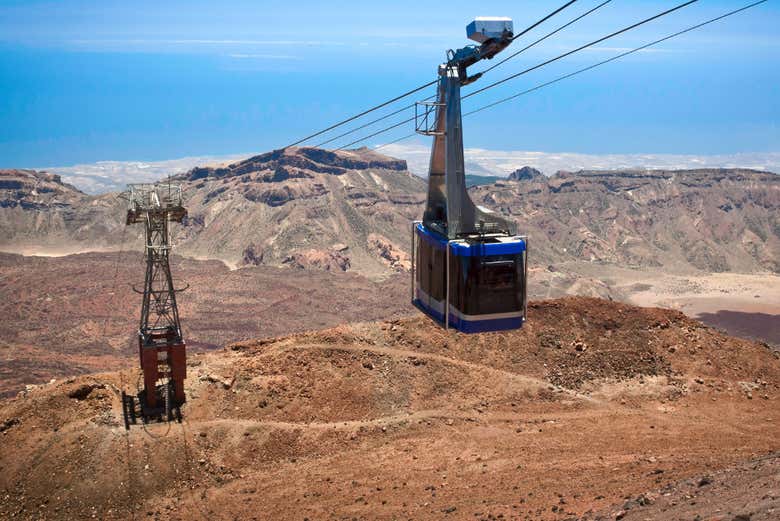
left=139, top=341, right=186, bottom=409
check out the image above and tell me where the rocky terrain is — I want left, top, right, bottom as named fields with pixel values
left=0, top=297, right=777, bottom=520
left=1, top=249, right=639, bottom=398
left=1, top=164, right=777, bottom=519
left=0, top=147, right=425, bottom=276
left=583, top=453, right=779, bottom=520
left=0, top=251, right=410, bottom=398
left=3, top=155, right=779, bottom=277
left=2, top=155, right=779, bottom=399
left=472, top=168, right=780, bottom=273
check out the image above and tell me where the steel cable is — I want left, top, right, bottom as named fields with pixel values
left=284, top=0, right=582, bottom=148
left=373, top=0, right=767, bottom=152
left=316, top=0, right=607, bottom=149
left=463, top=0, right=699, bottom=101
left=335, top=0, right=701, bottom=150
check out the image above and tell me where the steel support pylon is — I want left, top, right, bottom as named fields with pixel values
left=123, top=182, right=188, bottom=411
left=417, top=20, right=516, bottom=239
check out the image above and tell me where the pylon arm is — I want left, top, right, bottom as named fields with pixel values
left=132, top=284, right=190, bottom=294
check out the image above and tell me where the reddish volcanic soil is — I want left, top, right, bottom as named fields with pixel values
left=1, top=297, right=778, bottom=520
left=4, top=250, right=779, bottom=401
left=0, top=251, right=410, bottom=397
left=585, top=453, right=779, bottom=520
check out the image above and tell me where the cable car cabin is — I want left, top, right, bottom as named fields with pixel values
left=409, top=17, right=528, bottom=333
left=412, top=223, right=527, bottom=333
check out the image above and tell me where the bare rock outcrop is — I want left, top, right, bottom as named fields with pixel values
left=282, top=248, right=351, bottom=272
left=368, top=233, right=410, bottom=271
left=472, top=168, right=780, bottom=273
left=507, top=166, right=544, bottom=182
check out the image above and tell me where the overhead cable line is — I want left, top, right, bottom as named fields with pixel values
left=284, top=0, right=582, bottom=149
left=316, top=0, right=610, bottom=149
left=463, top=0, right=699, bottom=100
left=314, top=101, right=422, bottom=148
left=464, top=0, right=768, bottom=118
left=375, top=132, right=417, bottom=151
left=336, top=118, right=414, bottom=150
left=334, top=0, right=700, bottom=150
left=335, top=118, right=416, bottom=151
left=373, top=0, right=768, bottom=152
left=481, top=0, right=613, bottom=75
left=510, top=0, right=579, bottom=41
left=284, top=79, right=437, bottom=149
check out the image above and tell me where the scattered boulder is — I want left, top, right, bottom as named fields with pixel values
left=241, top=243, right=265, bottom=266
left=67, top=383, right=105, bottom=401
left=573, top=340, right=587, bottom=352
left=0, top=417, right=19, bottom=433
left=199, top=374, right=234, bottom=390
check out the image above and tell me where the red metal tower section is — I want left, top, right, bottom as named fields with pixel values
left=124, top=183, right=188, bottom=411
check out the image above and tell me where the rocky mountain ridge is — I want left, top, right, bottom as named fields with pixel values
left=480, top=167, right=780, bottom=273
left=1, top=151, right=778, bottom=275
left=0, top=148, right=425, bottom=276
left=172, top=147, right=423, bottom=275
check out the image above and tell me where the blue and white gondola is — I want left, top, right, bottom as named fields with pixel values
left=411, top=222, right=527, bottom=333
left=410, top=17, right=529, bottom=334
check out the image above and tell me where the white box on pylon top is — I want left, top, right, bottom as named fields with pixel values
left=466, top=17, right=513, bottom=43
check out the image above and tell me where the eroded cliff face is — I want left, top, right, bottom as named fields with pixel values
left=0, top=169, right=125, bottom=253
left=0, top=169, right=84, bottom=209
left=507, top=165, right=544, bottom=182
left=473, top=168, right=780, bottom=273
left=171, top=147, right=424, bottom=277
left=0, top=148, right=425, bottom=276
left=2, top=155, right=778, bottom=275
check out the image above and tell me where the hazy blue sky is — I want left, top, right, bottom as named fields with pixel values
left=0, top=0, right=778, bottom=167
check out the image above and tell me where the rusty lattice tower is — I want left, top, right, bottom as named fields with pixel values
left=123, top=182, right=187, bottom=411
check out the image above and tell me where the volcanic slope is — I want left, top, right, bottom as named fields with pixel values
left=473, top=168, right=780, bottom=274
left=0, top=251, right=410, bottom=397
left=0, top=248, right=626, bottom=398
left=1, top=297, right=778, bottom=520
left=176, top=146, right=424, bottom=275
left=4, top=154, right=779, bottom=277
left=583, top=453, right=779, bottom=521
left=0, top=169, right=115, bottom=255
left=0, top=147, right=426, bottom=276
